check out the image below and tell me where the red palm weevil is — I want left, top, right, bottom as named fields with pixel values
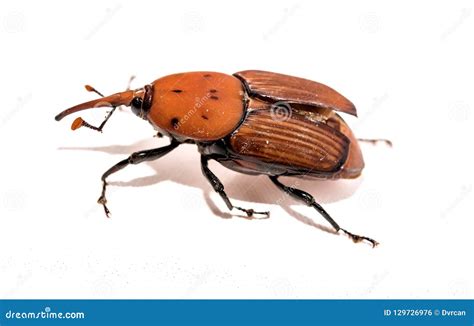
left=55, top=70, right=385, bottom=247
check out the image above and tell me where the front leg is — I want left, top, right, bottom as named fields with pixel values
left=98, top=140, right=179, bottom=216
left=200, top=155, right=269, bottom=218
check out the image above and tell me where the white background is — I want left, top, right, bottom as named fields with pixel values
left=0, top=0, right=473, bottom=299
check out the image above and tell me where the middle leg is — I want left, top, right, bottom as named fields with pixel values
left=200, top=155, right=269, bottom=218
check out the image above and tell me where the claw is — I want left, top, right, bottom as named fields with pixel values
left=97, top=195, right=111, bottom=218
left=340, top=228, right=379, bottom=248
left=235, top=207, right=270, bottom=219
left=253, top=210, right=270, bottom=219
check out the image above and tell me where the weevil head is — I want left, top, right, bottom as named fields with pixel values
left=54, top=84, right=154, bottom=123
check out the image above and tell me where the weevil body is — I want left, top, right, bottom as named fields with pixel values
left=55, top=70, right=378, bottom=246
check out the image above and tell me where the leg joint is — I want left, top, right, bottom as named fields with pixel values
left=129, top=152, right=145, bottom=164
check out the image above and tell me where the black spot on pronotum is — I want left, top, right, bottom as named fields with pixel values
left=172, top=89, right=183, bottom=93
left=203, top=74, right=212, bottom=78
left=201, top=115, right=209, bottom=120
left=171, top=117, right=180, bottom=129
left=209, top=89, right=217, bottom=93
left=210, top=95, right=219, bottom=100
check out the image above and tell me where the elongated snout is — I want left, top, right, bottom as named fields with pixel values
left=55, top=90, right=135, bottom=121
